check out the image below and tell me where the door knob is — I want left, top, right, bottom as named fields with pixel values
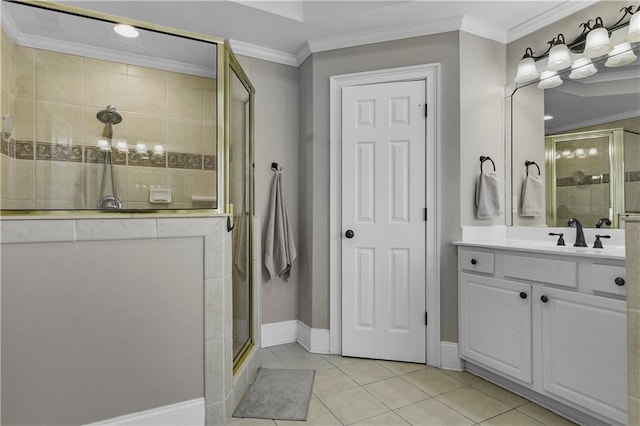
left=345, top=229, right=355, bottom=239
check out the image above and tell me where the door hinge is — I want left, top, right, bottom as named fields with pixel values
left=425, top=104, right=428, bottom=117
left=423, top=208, right=427, bottom=221
left=425, top=312, right=428, bottom=326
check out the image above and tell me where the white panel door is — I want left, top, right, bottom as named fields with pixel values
left=536, top=286, right=627, bottom=424
left=341, top=80, right=426, bottom=363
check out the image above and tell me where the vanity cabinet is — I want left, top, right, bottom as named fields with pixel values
left=458, top=246, right=627, bottom=425
left=459, top=273, right=532, bottom=384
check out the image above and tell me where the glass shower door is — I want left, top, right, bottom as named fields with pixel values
left=228, top=62, right=254, bottom=363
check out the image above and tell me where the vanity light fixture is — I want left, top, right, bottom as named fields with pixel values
left=627, top=8, right=640, bottom=42
left=583, top=17, right=613, bottom=58
left=574, top=148, right=586, bottom=158
left=588, top=147, right=598, bottom=156
left=115, top=140, right=129, bottom=153
left=136, top=143, right=147, bottom=154
left=153, top=145, right=164, bottom=155
left=513, top=5, right=638, bottom=86
left=97, top=138, right=111, bottom=151
left=546, top=34, right=572, bottom=71
left=568, top=57, right=598, bottom=80
left=605, top=42, right=638, bottom=67
left=114, top=24, right=139, bottom=38
left=538, top=70, right=563, bottom=89
left=515, top=48, right=540, bottom=83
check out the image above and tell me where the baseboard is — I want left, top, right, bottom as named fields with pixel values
left=440, top=341, right=464, bottom=371
left=261, top=320, right=298, bottom=348
left=296, top=321, right=330, bottom=354
left=261, top=320, right=330, bottom=353
left=86, top=398, right=204, bottom=425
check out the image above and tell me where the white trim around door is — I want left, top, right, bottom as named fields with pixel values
left=329, top=63, right=442, bottom=367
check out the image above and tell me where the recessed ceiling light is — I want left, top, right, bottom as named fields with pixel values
left=543, top=114, right=554, bottom=120
left=114, top=24, right=139, bottom=38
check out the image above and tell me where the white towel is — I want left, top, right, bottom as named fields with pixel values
left=520, top=174, right=544, bottom=218
left=264, top=173, right=297, bottom=281
left=475, top=170, right=501, bottom=219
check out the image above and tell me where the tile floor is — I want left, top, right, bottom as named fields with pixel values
left=230, top=343, right=577, bottom=426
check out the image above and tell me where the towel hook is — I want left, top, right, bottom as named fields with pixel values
left=271, top=162, right=283, bottom=172
left=479, top=156, right=496, bottom=173
left=525, top=160, right=541, bottom=176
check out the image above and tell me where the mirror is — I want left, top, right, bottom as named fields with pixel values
left=510, top=35, right=640, bottom=228
left=1, top=1, right=219, bottom=211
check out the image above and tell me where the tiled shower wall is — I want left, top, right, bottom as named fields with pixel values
left=1, top=28, right=217, bottom=209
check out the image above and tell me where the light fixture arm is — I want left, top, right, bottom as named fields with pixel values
left=519, top=5, right=637, bottom=61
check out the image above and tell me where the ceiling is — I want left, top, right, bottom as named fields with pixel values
left=49, top=0, right=596, bottom=65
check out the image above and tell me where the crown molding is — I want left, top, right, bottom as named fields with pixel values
left=9, top=32, right=215, bottom=78
left=295, top=42, right=313, bottom=66
left=507, top=0, right=599, bottom=43
left=227, top=39, right=298, bottom=67
left=1, top=2, right=20, bottom=43
left=460, top=15, right=507, bottom=44
left=307, top=15, right=464, bottom=56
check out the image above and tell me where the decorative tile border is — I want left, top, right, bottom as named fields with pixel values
left=557, top=173, right=610, bottom=187
left=35, top=142, right=83, bottom=162
left=168, top=152, right=203, bottom=170
left=15, top=141, right=33, bottom=160
left=204, top=155, right=217, bottom=171
left=2, top=140, right=216, bottom=171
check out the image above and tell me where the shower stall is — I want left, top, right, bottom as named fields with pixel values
left=1, top=1, right=257, bottom=423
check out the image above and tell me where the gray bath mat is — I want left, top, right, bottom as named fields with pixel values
left=233, top=368, right=315, bottom=421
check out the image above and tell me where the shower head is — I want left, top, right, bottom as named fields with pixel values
left=96, top=105, right=122, bottom=125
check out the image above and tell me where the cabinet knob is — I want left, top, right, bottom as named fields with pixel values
left=471, top=259, right=477, bottom=265
left=540, top=295, right=549, bottom=303
left=520, top=292, right=527, bottom=299
left=614, top=277, right=625, bottom=286
left=345, top=229, right=355, bottom=239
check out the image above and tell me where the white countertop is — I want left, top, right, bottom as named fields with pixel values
left=454, top=239, right=625, bottom=261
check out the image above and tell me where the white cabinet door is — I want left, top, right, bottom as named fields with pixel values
left=536, top=286, right=628, bottom=425
left=460, top=273, right=532, bottom=384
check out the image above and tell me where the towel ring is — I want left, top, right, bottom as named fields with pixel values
left=479, top=156, right=495, bottom=172
left=271, top=162, right=283, bottom=172
left=525, top=160, right=541, bottom=176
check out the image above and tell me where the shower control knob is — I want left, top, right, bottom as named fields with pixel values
left=345, top=230, right=355, bottom=239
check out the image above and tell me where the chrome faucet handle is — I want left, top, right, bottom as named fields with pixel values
left=595, top=218, right=612, bottom=228
left=548, top=232, right=565, bottom=246
left=593, top=234, right=611, bottom=249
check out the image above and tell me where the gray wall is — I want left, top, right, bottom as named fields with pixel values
left=299, top=32, right=464, bottom=338
left=236, top=55, right=300, bottom=324
left=1, top=238, right=203, bottom=425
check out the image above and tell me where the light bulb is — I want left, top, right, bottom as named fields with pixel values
left=588, top=147, right=598, bottom=156
left=153, top=145, right=164, bottom=155
left=116, top=140, right=128, bottom=153
left=574, top=148, right=586, bottom=158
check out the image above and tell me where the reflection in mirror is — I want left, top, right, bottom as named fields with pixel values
left=1, top=1, right=218, bottom=210
left=511, top=38, right=640, bottom=228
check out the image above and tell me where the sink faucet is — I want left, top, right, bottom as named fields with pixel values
left=568, top=218, right=587, bottom=247
left=595, top=217, right=611, bottom=228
